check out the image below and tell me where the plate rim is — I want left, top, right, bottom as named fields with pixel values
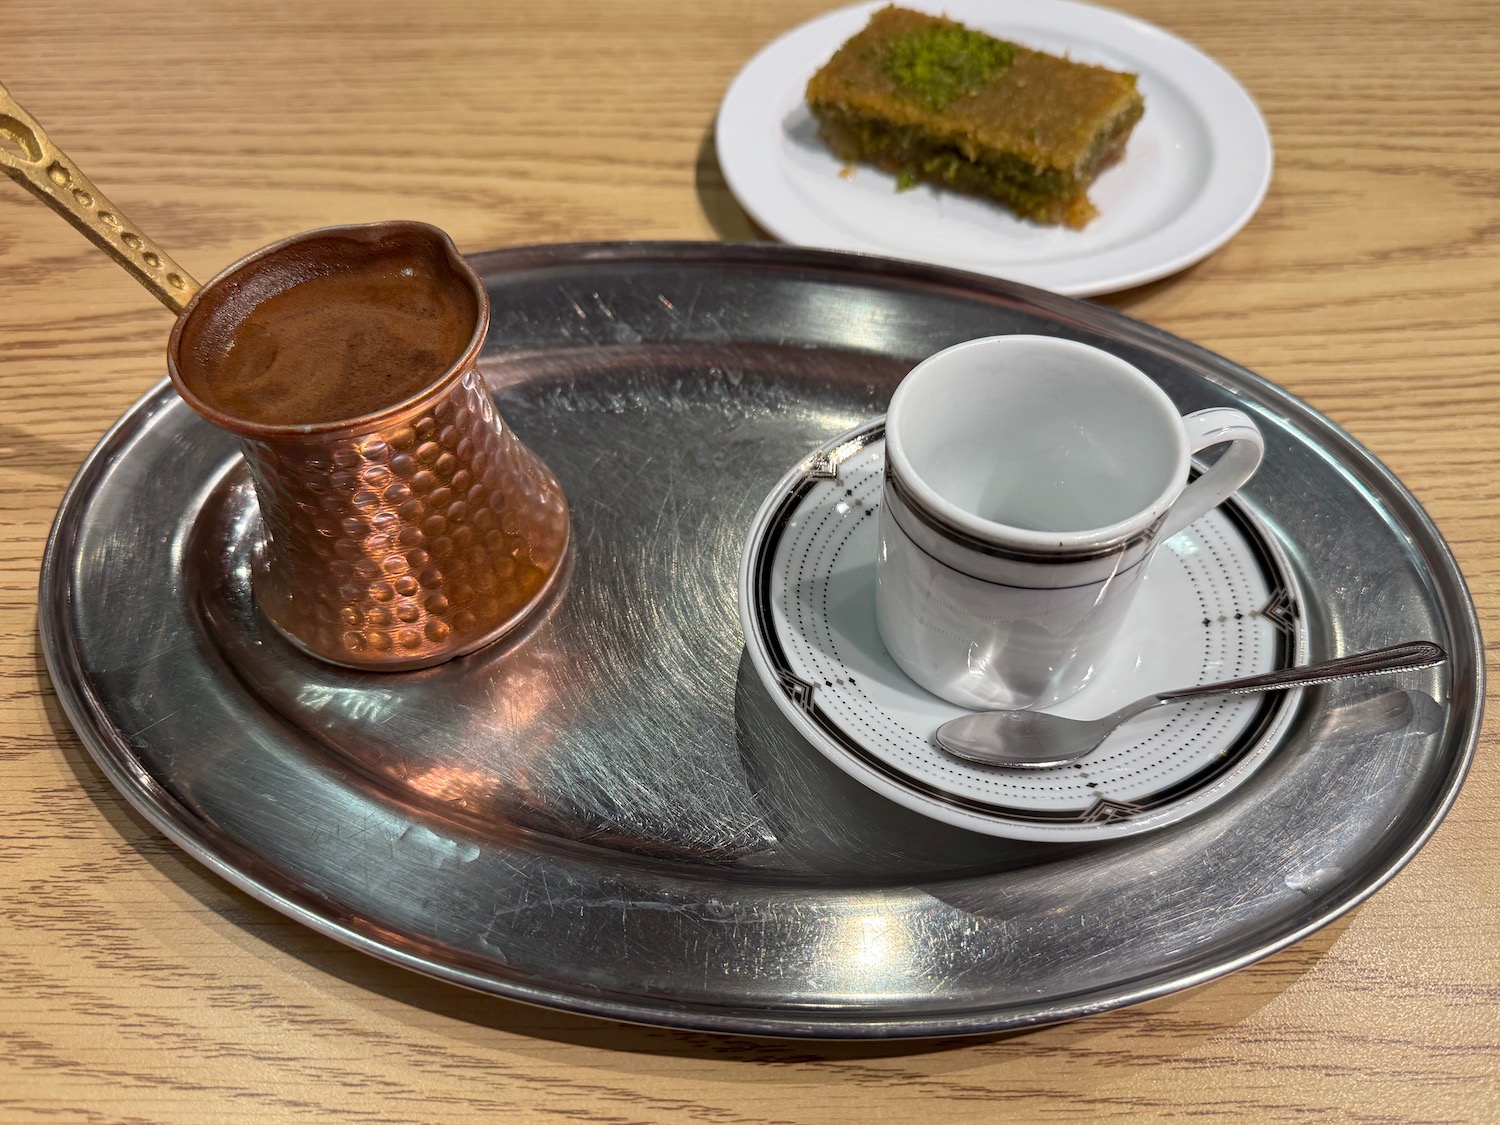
left=39, top=240, right=1483, bottom=1039
left=715, top=0, right=1274, bottom=296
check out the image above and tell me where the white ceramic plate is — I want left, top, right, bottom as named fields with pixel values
left=716, top=0, right=1273, bottom=296
left=739, top=421, right=1308, bottom=842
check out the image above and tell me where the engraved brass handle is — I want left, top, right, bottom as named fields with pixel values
left=0, top=80, right=199, bottom=314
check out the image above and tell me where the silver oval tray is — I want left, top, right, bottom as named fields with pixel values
left=40, top=242, right=1482, bottom=1039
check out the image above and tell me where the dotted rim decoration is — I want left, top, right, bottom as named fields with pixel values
left=739, top=420, right=1309, bottom=842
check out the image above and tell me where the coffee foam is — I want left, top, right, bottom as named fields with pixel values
left=175, top=230, right=478, bottom=428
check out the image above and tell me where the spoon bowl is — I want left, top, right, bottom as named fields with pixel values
left=936, top=640, right=1446, bottom=769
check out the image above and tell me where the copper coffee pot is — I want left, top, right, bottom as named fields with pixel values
left=1, top=82, right=570, bottom=670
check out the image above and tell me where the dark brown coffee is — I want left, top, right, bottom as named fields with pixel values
left=175, top=235, right=477, bottom=427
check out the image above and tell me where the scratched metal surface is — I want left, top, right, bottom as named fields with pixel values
left=40, top=242, right=1481, bottom=1037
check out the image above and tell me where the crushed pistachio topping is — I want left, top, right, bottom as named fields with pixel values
left=884, top=23, right=1015, bottom=110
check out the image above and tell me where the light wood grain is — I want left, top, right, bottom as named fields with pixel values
left=2, top=0, right=1497, bottom=1120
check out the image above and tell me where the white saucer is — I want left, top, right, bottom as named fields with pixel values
left=738, top=420, right=1308, bottom=842
left=715, top=0, right=1273, bottom=296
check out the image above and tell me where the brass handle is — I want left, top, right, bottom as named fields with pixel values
left=0, top=80, right=199, bottom=314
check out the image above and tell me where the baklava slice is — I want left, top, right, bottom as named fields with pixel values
left=805, top=5, right=1145, bottom=227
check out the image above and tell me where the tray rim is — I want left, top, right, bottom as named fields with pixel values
left=39, top=240, right=1485, bottom=1039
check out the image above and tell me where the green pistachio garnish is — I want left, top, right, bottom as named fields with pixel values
left=884, top=23, right=1014, bottom=111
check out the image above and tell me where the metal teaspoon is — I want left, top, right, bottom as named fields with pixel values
left=935, top=640, right=1446, bottom=769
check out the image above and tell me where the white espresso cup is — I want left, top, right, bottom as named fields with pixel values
left=876, top=335, right=1265, bottom=710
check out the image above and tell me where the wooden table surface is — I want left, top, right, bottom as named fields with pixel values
left=3, top=0, right=1496, bottom=1120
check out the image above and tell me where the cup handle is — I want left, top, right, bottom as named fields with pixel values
left=1160, top=407, right=1265, bottom=539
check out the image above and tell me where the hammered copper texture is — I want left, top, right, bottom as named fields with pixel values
left=244, top=366, right=569, bottom=669
left=166, top=222, right=570, bottom=671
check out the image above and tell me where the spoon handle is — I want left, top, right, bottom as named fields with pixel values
left=0, top=81, right=199, bottom=313
left=1155, top=641, right=1446, bottom=705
